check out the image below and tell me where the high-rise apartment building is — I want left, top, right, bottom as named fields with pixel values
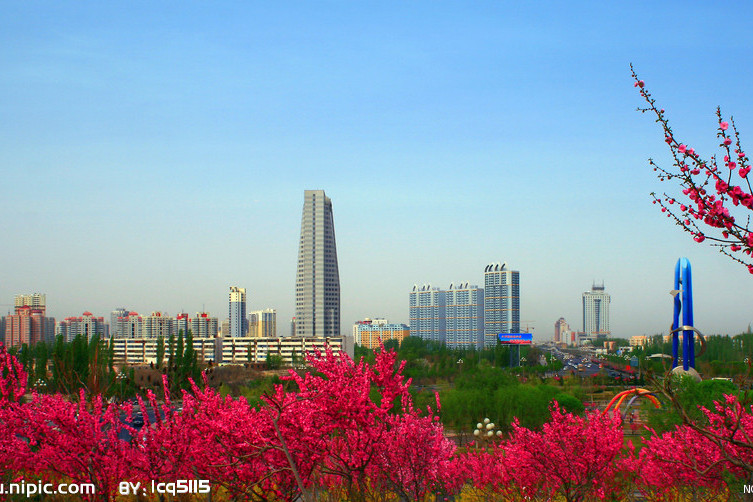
left=409, top=285, right=446, bottom=344
left=583, top=283, right=610, bottom=340
left=228, top=286, right=247, bottom=337
left=3, top=294, right=55, bottom=347
left=445, top=283, right=485, bottom=349
left=142, top=312, right=175, bottom=339
left=248, top=309, right=277, bottom=338
left=110, top=308, right=129, bottom=338
left=176, top=312, right=219, bottom=338
left=483, top=263, right=520, bottom=348
left=112, top=311, right=143, bottom=339
left=554, top=317, right=569, bottom=344
left=295, top=190, right=340, bottom=337
left=57, top=312, right=107, bottom=342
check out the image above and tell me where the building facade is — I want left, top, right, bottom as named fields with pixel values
left=112, top=311, right=143, bottom=339
left=554, top=317, right=570, bottom=344
left=228, top=286, right=247, bottom=337
left=248, top=309, right=277, bottom=338
left=353, top=318, right=409, bottom=349
left=295, top=190, right=341, bottom=337
left=142, top=311, right=175, bottom=339
left=409, top=285, right=446, bottom=344
left=583, top=283, right=611, bottom=340
left=57, top=311, right=107, bottom=342
left=110, top=308, right=129, bottom=338
left=3, top=294, right=55, bottom=347
left=445, top=283, right=484, bottom=349
left=186, top=312, right=219, bottom=338
left=111, top=336, right=350, bottom=366
left=483, top=263, right=520, bottom=348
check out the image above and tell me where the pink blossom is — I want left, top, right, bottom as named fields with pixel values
left=721, top=121, right=729, bottom=130
left=678, top=144, right=687, bottom=153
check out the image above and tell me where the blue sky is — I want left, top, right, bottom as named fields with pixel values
left=2, top=2, right=752, bottom=339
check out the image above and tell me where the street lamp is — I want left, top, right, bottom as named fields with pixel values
left=473, top=417, right=502, bottom=450
left=33, top=378, right=47, bottom=394
left=116, top=371, right=127, bottom=402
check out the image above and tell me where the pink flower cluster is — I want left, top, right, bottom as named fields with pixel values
left=1, top=343, right=751, bottom=501
left=634, top=67, right=753, bottom=273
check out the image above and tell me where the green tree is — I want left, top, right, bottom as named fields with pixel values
left=155, top=335, right=165, bottom=371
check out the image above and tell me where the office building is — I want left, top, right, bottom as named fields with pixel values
left=445, top=283, right=485, bottom=349
left=249, top=309, right=277, bottom=338
left=483, top=263, right=520, bottom=348
left=583, top=283, right=611, bottom=340
left=228, top=286, right=247, bottom=337
left=57, top=311, right=107, bottom=342
left=295, top=190, right=341, bottom=337
left=409, top=285, right=446, bottom=344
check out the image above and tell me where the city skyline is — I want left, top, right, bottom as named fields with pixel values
left=2, top=3, right=752, bottom=340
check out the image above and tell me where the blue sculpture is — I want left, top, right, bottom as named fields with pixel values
left=671, top=258, right=706, bottom=376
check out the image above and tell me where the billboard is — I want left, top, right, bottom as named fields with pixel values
left=498, top=333, right=533, bottom=345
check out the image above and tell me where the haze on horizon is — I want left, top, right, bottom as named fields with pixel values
left=1, top=2, right=752, bottom=341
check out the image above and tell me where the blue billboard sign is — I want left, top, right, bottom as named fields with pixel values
left=498, top=333, right=533, bottom=345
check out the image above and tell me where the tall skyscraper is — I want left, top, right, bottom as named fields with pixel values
left=583, top=283, right=611, bottom=340
left=445, top=283, right=484, bottom=349
left=483, top=262, right=520, bottom=348
left=409, top=285, right=446, bottom=344
left=228, top=286, right=247, bottom=337
left=295, top=190, right=340, bottom=337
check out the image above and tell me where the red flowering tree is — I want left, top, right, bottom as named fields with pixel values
left=0, top=344, right=26, bottom=404
left=629, top=394, right=753, bottom=500
left=456, top=403, right=627, bottom=502
left=632, top=65, right=753, bottom=273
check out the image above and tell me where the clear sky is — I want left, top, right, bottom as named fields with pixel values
left=2, top=1, right=752, bottom=340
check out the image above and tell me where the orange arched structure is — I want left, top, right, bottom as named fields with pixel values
left=602, top=388, right=660, bottom=416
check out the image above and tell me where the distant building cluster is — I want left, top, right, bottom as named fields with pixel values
left=409, top=262, right=520, bottom=349
left=1, top=190, right=351, bottom=366
left=1, top=292, right=278, bottom=348
left=3, top=191, right=626, bottom=359
left=552, top=283, right=612, bottom=346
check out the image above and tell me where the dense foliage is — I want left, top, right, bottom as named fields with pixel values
left=2, top=342, right=753, bottom=501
